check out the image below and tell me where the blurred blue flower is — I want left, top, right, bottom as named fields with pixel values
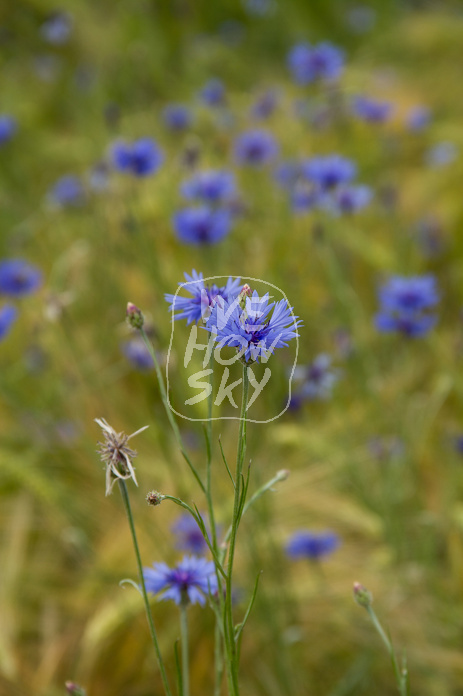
left=352, top=96, right=393, bottom=123
left=121, top=338, right=154, bottom=370
left=275, top=160, right=304, bottom=190
left=415, top=216, right=445, bottom=258
left=40, top=12, right=73, bottom=45
left=234, top=129, right=278, bottom=166
left=173, top=207, right=232, bottom=245
left=426, top=141, right=458, bottom=167
left=88, top=162, right=110, bottom=192
left=0, top=305, right=18, bottom=341
left=0, top=260, right=42, bottom=297
left=199, top=79, right=225, bottom=106
left=406, top=106, right=431, bottom=131
left=143, top=555, right=218, bottom=605
left=111, top=138, right=164, bottom=177
left=205, top=289, right=301, bottom=364
left=291, top=184, right=320, bottom=214
left=162, top=104, right=193, bottom=131
left=286, top=530, right=340, bottom=560
left=287, top=42, right=345, bottom=84
left=243, top=0, right=276, bottom=16
left=302, top=154, right=357, bottom=190
left=48, top=175, right=85, bottom=207
left=250, top=89, right=279, bottom=120
left=346, top=5, right=376, bottom=33
left=165, top=270, right=241, bottom=325
left=374, top=274, right=439, bottom=337
left=328, top=184, right=372, bottom=215
left=454, top=436, right=463, bottom=456
left=172, top=514, right=209, bottom=554
left=0, top=115, right=17, bottom=145
left=293, top=353, right=340, bottom=402
left=181, top=170, right=236, bottom=204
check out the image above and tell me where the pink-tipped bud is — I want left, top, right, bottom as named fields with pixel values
left=353, top=582, right=373, bottom=608
left=238, top=284, right=252, bottom=309
left=65, top=682, right=87, bottom=696
left=126, top=302, right=144, bottom=329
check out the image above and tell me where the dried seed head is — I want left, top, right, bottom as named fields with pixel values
left=146, top=490, right=164, bottom=506
left=95, top=418, right=149, bottom=496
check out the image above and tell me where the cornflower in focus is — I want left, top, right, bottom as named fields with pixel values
left=286, top=530, right=340, bottom=560
left=0, top=259, right=42, bottom=297
left=374, top=274, right=439, bottom=337
left=143, top=555, right=218, bottom=605
left=95, top=418, right=148, bottom=496
left=287, top=41, right=345, bottom=84
left=234, top=129, right=278, bottom=166
left=165, top=270, right=241, bottom=324
left=173, top=207, right=232, bottom=245
left=0, top=305, right=17, bottom=341
left=172, top=514, right=209, bottom=554
left=111, top=138, right=164, bottom=177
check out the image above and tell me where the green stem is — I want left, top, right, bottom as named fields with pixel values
left=118, top=480, right=172, bottom=696
left=180, top=600, right=190, bottom=696
left=366, top=606, right=408, bottom=696
left=140, top=327, right=205, bottom=494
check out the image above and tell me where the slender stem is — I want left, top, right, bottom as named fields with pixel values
left=366, top=605, right=408, bottom=696
left=180, top=600, right=190, bottom=696
left=140, top=327, right=206, bottom=494
left=214, top=618, right=224, bottom=696
left=118, top=480, right=172, bottom=696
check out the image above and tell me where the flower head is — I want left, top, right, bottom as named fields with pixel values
left=287, top=42, right=344, bottom=84
left=162, top=104, right=193, bottom=131
left=205, top=288, right=301, bottom=364
left=406, top=106, right=431, bottom=131
left=172, top=514, right=209, bottom=554
left=0, top=259, right=42, bottom=297
left=0, top=115, right=17, bottom=145
left=111, top=138, right=164, bottom=177
left=234, top=129, right=278, bottom=166
left=327, top=184, right=372, bottom=215
left=250, top=89, right=279, bottom=120
left=95, top=418, right=148, bottom=496
left=299, top=353, right=340, bottom=401
left=302, top=154, right=357, bottom=190
left=173, top=206, right=232, bottom=245
left=286, top=530, right=340, bottom=560
left=181, top=170, right=236, bottom=204
left=143, top=555, right=218, bottom=605
left=0, top=304, right=18, bottom=341
left=165, top=270, right=241, bottom=325
left=121, top=338, right=154, bottom=370
left=48, top=175, right=85, bottom=207
left=40, top=12, right=73, bottom=44
left=374, top=274, right=439, bottom=337
left=352, top=96, right=393, bottom=123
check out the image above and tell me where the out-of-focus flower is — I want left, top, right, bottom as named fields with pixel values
left=291, top=184, right=320, bottom=214
left=352, top=96, right=394, bottom=123
left=374, top=274, right=439, bottom=337
left=327, top=184, right=372, bottom=215
left=414, top=216, right=445, bottom=257
left=368, top=436, right=405, bottom=462
left=287, top=42, right=345, bottom=84
left=0, top=259, right=42, bottom=297
left=302, top=154, right=357, bottom=190
left=234, top=129, right=278, bottom=166
left=95, top=417, right=148, bottom=496
left=406, top=106, right=431, bottom=131
left=286, top=530, right=340, bottom=560
left=205, top=288, right=301, bottom=364
left=173, top=206, right=232, bottom=245
left=0, top=115, right=17, bottom=145
left=165, top=270, right=241, bottom=325
left=425, top=141, right=458, bottom=167
left=199, top=79, right=225, bottom=106
left=111, top=138, right=164, bottom=177
left=242, top=0, right=276, bottom=16
left=172, top=514, right=209, bottom=554
left=143, top=555, right=218, bottom=605
left=162, top=104, right=193, bottom=131
left=181, top=170, right=236, bottom=204
left=250, top=89, right=279, bottom=120
left=121, top=338, right=154, bottom=370
left=88, top=162, right=110, bottom=192
left=346, top=5, right=376, bottom=33
left=40, top=12, right=73, bottom=45
left=0, top=304, right=18, bottom=341
left=293, top=353, right=340, bottom=402
left=48, top=175, right=85, bottom=207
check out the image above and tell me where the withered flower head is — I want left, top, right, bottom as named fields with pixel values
left=95, top=417, right=149, bottom=496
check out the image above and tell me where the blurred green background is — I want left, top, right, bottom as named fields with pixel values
left=2, top=1, right=463, bottom=695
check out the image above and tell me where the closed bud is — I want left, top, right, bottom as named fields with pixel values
left=126, top=302, right=144, bottom=329
left=238, top=284, right=252, bottom=309
left=65, top=682, right=87, bottom=696
left=353, top=581, right=373, bottom=608
left=276, top=468, right=290, bottom=481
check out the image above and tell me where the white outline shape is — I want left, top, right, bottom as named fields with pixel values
left=165, top=275, right=300, bottom=424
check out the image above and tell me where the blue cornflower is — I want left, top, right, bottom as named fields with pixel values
left=181, top=170, right=236, bottom=204
left=162, top=104, right=193, bottom=131
left=199, top=79, right=225, bottom=106
left=165, top=270, right=241, bottom=325
left=250, top=89, right=279, bottom=120
left=352, top=96, right=393, bottom=123
left=48, top=175, right=85, bottom=207
left=234, top=129, right=278, bottom=166
left=291, top=184, right=320, bottom=214
left=287, top=42, right=344, bottom=85
left=172, top=514, right=209, bottom=555
left=173, top=207, right=232, bottom=245
left=426, top=142, right=458, bottom=167
left=286, top=530, right=340, bottom=560
left=121, top=338, right=154, bottom=370
left=406, top=106, right=431, bottom=131
left=0, top=305, right=18, bottom=341
left=374, top=274, right=439, bottom=337
left=111, top=138, right=164, bottom=177
left=0, top=260, right=42, bottom=297
left=40, top=12, right=73, bottom=44
left=328, top=184, right=372, bottom=215
left=301, top=154, right=357, bottom=190
left=143, top=555, right=218, bottom=605
left=0, top=115, right=17, bottom=145
left=297, top=353, right=340, bottom=401
left=205, top=289, right=301, bottom=364
left=274, top=160, right=304, bottom=190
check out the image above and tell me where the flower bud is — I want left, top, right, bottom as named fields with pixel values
left=65, top=682, right=87, bottom=696
left=276, top=469, right=290, bottom=481
left=353, top=582, right=373, bottom=608
left=146, top=490, right=164, bottom=506
left=126, top=302, right=144, bottom=329
left=238, top=284, right=252, bottom=309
